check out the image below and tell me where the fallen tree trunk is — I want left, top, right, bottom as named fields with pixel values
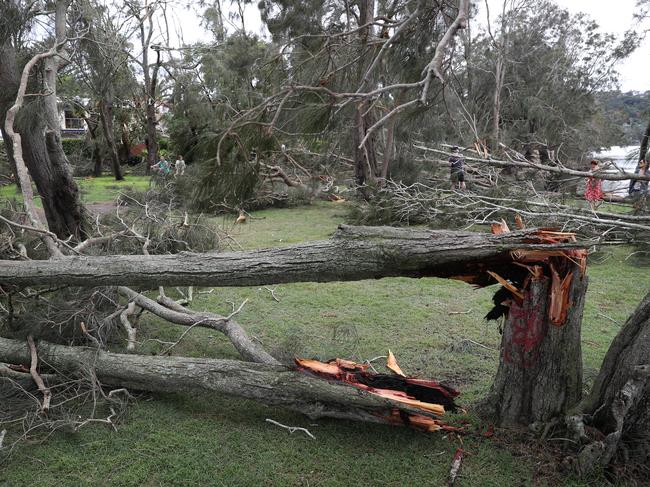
left=0, top=225, right=585, bottom=288
left=0, top=337, right=448, bottom=427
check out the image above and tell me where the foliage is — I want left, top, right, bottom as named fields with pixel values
left=596, top=90, right=650, bottom=145
left=463, top=0, right=627, bottom=158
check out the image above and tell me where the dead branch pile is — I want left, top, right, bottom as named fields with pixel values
left=349, top=180, right=650, bottom=246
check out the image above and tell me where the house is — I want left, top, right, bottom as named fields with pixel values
left=58, top=99, right=88, bottom=138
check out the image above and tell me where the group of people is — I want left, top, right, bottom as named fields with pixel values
left=151, top=155, right=186, bottom=177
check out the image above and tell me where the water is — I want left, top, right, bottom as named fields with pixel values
left=592, top=145, right=640, bottom=195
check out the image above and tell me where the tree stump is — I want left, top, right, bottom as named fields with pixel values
left=482, top=266, right=588, bottom=427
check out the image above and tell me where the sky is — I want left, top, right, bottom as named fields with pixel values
left=171, top=0, right=649, bottom=92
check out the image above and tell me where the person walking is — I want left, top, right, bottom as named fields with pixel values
left=584, top=159, right=604, bottom=212
left=174, top=155, right=186, bottom=177
left=449, top=146, right=466, bottom=190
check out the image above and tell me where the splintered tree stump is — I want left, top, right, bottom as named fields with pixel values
left=482, top=266, right=587, bottom=427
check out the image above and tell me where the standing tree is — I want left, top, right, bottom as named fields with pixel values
left=0, top=0, right=86, bottom=238
left=125, top=0, right=165, bottom=172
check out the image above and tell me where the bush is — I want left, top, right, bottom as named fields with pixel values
left=61, top=138, right=89, bottom=156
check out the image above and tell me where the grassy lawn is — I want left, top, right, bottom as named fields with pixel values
left=1, top=199, right=648, bottom=486
left=0, top=175, right=150, bottom=207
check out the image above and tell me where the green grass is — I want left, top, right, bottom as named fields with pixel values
left=0, top=175, right=150, bottom=207
left=1, top=200, right=648, bottom=486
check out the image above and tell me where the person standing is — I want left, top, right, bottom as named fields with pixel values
left=151, top=157, right=171, bottom=176
left=174, top=155, right=186, bottom=177
left=449, top=146, right=466, bottom=190
left=584, top=159, right=604, bottom=211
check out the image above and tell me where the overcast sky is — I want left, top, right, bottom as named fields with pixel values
left=172, top=0, right=649, bottom=92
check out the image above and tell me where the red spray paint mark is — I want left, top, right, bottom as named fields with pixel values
left=503, top=296, right=546, bottom=368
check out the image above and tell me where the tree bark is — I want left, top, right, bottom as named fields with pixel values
left=0, top=41, right=19, bottom=188
left=481, top=266, right=587, bottom=427
left=0, top=1, right=86, bottom=239
left=84, top=113, right=103, bottom=177
left=21, top=129, right=86, bottom=239
left=0, top=337, right=445, bottom=426
left=353, top=0, right=379, bottom=190
left=0, top=226, right=585, bottom=288
left=140, top=16, right=161, bottom=171
left=575, top=292, right=650, bottom=465
left=630, top=118, right=650, bottom=192
left=99, top=97, right=124, bottom=181
left=380, top=89, right=406, bottom=181
left=120, top=121, right=132, bottom=165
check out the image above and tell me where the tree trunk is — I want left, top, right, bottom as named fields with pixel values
left=630, top=119, right=650, bottom=193
left=481, top=266, right=587, bottom=427
left=84, top=113, right=103, bottom=177
left=380, top=90, right=406, bottom=181
left=120, top=122, right=131, bottom=165
left=491, top=54, right=504, bottom=151
left=18, top=128, right=86, bottom=239
left=0, top=226, right=585, bottom=288
left=0, top=337, right=445, bottom=426
left=0, top=0, right=86, bottom=239
left=142, top=46, right=161, bottom=171
left=353, top=0, right=378, bottom=191
left=576, top=292, right=650, bottom=465
left=639, top=119, right=650, bottom=164
left=0, top=42, right=21, bottom=189
left=99, top=97, right=124, bottom=181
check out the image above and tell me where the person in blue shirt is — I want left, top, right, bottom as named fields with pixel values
left=151, top=157, right=171, bottom=176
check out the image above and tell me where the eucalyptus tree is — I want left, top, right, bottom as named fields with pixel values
left=258, top=0, right=470, bottom=188
left=465, top=1, right=627, bottom=159
left=70, top=0, right=138, bottom=180
left=122, top=0, right=167, bottom=172
left=0, top=0, right=86, bottom=238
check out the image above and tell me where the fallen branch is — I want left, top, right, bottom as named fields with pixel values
left=265, top=418, right=316, bottom=439
left=447, top=448, right=464, bottom=486
left=118, top=287, right=278, bottom=365
left=120, top=302, right=137, bottom=352
left=26, top=335, right=51, bottom=414
left=263, top=286, right=280, bottom=302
